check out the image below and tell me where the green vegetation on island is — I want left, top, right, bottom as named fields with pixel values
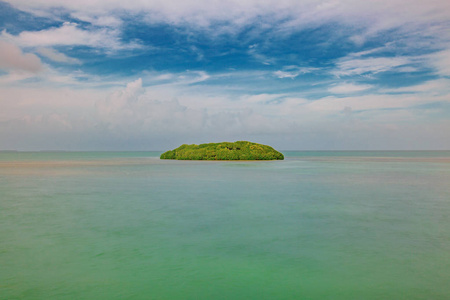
left=160, top=141, right=284, bottom=160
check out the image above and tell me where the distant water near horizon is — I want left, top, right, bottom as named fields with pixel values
left=1, top=151, right=449, bottom=299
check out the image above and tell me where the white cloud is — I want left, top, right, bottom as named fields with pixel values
left=429, top=49, right=450, bottom=77
left=332, top=56, right=414, bottom=76
left=382, top=78, right=450, bottom=95
left=3, top=0, right=449, bottom=75
left=175, top=71, right=210, bottom=85
left=95, top=78, right=205, bottom=137
left=1, top=22, right=137, bottom=50
left=70, top=12, right=123, bottom=27
left=0, top=71, right=38, bottom=84
left=240, top=93, right=285, bottom=104
left=2, top=0, right=450, bottom=152
left=1, top=75, right=450, bottom=150
left=4, top=1, right=450, bottom=78
left=274, top=66, right=317, bottom=79
left=0, top=40, right=43, bottom=73
left=248, top=44, right=275, bottom=65
left=305, top=93, right=448, bottom=113
left=94, top=78, right=293, bottom=141
left=329, top=83, right=372, bottom=94
left=7, top=0, right=449, bottom=27
left=36, top=47, right=81, bottom=64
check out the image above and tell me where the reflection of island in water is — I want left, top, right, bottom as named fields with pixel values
left=160, top=141, right=284, bottom=160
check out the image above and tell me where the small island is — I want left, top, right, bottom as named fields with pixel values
left=160, top=141, right=284, bottom=160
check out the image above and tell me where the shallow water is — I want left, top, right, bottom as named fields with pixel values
left=1, top=151, right=449, bottom=299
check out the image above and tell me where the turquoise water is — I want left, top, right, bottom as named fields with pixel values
left=1, top=152, right=449, bottom=299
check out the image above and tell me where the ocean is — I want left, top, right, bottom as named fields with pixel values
left=1, top=151, right=449, bottom=299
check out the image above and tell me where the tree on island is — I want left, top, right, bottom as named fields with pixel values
left=160, top=141, right=284, bottom=160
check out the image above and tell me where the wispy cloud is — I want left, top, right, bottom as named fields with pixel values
left=8, top=0, right=449, bottom=28
left=274, top=65, right=317, bottom=79
left=70, top=12, right=123, bottom=28
left=36, top=47, right=81, bottom=64
left=332, top=56, right=415, bottom=77
left=380, top=78, right=450, bottom=96
left=328, top=83, right=372, bottom=94
left=248, top=44, right=275, bottom=65
left=429, top=49, right=450, bottom=77
left=1, top=22, right=139, bottom=50
left=305, top=92, right=449, bottom=113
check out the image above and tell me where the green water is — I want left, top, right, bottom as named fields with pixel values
left=1, top=152, right=449, bottom=299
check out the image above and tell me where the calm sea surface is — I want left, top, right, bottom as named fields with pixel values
left=1, top=151, right=449, bottom=299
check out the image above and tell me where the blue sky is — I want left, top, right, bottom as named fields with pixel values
left=1, top=0, right=449, bottom=150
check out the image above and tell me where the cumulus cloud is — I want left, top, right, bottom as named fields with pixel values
left=94, top=78, right=289, bottom=142
left=96, top=78, right=205, bottom=137
left=1, top=75, right=449, bottom=150
left=0, top=40, right=43, bottom=73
